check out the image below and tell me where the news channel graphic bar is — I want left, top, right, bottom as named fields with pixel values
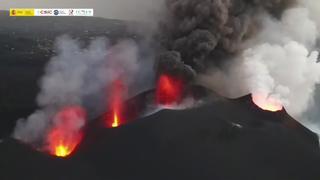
left=9, top=8, right=94, bottom=16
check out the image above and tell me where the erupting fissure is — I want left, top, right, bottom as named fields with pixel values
left=252, top=94, right=283, bottom=112
left=107, top=78, right=126, bottom=128
left=112, top=111, right=120, bottom=128
left=155, top=74, right=184, bottom=105
left=47, top=106, right=86, bottom=157
left=55, top=144, right=71, bottom=157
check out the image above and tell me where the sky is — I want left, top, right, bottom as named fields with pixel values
left=2, top=0, right=163, bottom=20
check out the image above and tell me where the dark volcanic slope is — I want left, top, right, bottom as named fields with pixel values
left=0, top=92, right=319, bottom=180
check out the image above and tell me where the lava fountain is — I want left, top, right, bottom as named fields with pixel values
left=252, top=94, right=283, bottom=112
left=47, top=106, right=86, bottom=157
left=107, top=78, right=126, bottom=128
left=112, top=112, right=120, bottom=128
left=155, top=74, right=184, bottom=105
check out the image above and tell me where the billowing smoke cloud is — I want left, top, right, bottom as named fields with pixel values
left=13, top=35, right=153, bottom=145
left=299, top=0, right=320, bottom=30
left=154, top=0, right=320, bottom=133
left=298, top=0, right=320, bottom=136
left=241, top=41, right=319, bottom=115
left=156, top=0, right=296, bottom=77
left=198, top=2, right=320, bottom=125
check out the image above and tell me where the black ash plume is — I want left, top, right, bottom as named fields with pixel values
left=156, top=0, right=296, bottom=77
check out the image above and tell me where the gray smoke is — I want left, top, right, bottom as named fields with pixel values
left=198, top=0, right=320, bottom=135
left=156, top=0, right=296, bottom=76
left=156, top=0, right=320, bottom=133
left=13, top=35, right=154, bottom=144
left=298, top=0, right=320, bottom=135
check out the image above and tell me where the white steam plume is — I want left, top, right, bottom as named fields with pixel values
left=297, top=0, right=320, bottom=136
left=13, top=35, right=154, bottom=144
left=241, top=42, right=319, bottom=115
left=199, top=3, right=320, bottom=121
left=299, top=0, right=320, bottom=31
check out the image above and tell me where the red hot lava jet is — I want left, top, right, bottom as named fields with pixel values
left=107, top=78, right=126, bottom=128
left=252, top=94, right=283, bottom=112
left=47, top=106, right=86, bottom=157
left=155, top=74, right=184, bottom=105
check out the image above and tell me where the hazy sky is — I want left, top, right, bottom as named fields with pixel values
left=2, top=0, right=163, bottom=20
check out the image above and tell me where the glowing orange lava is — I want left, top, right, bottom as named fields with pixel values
left=47, top=106, right=86, bottom=157
left=156, top=74, right=184, bottom=105
left=252, top=94, right=283, bottom=112
left=107, top=78, right=126, bottom=128
left=112, top=111, right=120, bottom=128
left=55, top=144, right=72, bottom=157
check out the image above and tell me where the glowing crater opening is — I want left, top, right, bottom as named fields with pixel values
left=252, top=94, right=283, bottom=112
left=47, top=106, right=86, bottom=157
left=55, top=144, right=71, bottom=157
left=156, top=74, right=184, bottom=105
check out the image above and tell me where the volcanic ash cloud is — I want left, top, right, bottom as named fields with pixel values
left=198, top=3, right=320, bottom=117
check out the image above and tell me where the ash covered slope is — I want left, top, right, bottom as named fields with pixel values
left=1, top=90, right=319, bottom=180
left=78, top=92, right=320, bottom=180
